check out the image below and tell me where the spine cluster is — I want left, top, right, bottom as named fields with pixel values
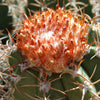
left=17, top=8, right=89, bottom=73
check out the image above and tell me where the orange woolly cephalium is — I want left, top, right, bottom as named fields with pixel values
left=16, top=8, right=89, bottom=73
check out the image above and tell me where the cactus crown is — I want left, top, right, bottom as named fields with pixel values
left=16, top=7, right=89, bottom=73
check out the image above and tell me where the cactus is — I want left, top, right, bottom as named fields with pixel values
left=0, top=0, right=100, bottom=100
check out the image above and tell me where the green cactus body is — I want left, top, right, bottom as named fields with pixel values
left=9, top=45, right=100, bottom=100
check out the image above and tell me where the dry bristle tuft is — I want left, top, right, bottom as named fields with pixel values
left=16, top=8, right=89, bottom=73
